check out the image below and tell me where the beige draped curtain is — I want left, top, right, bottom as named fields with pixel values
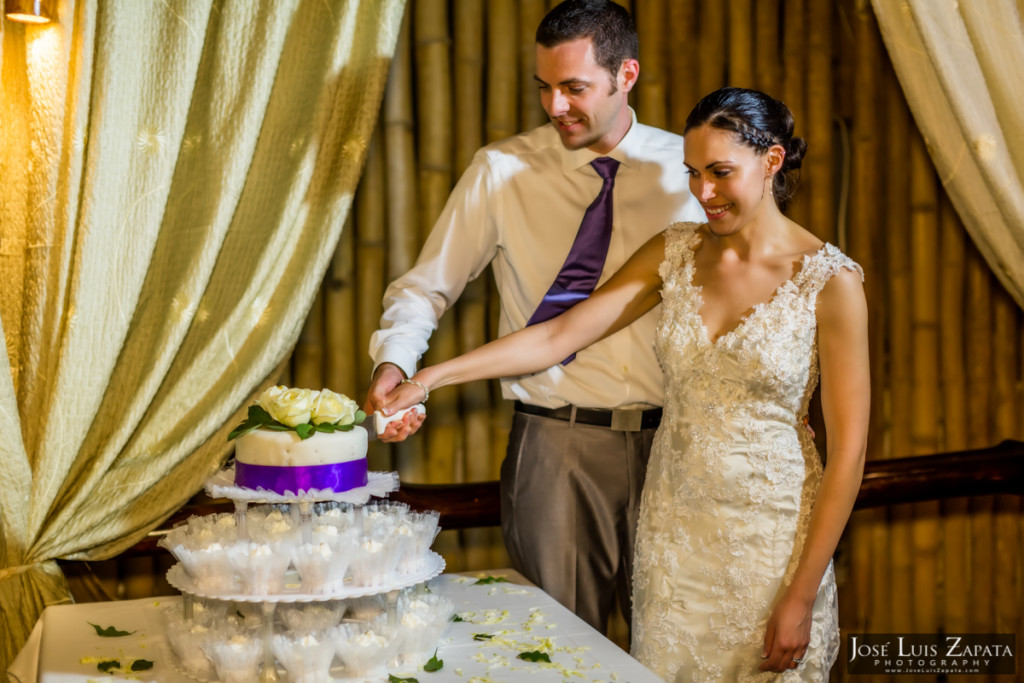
left=871, top=0, right=1024, bottom=309
left=0, top=0, right=405, bottom=667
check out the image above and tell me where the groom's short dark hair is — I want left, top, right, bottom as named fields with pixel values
left=536, top=0, right=639, bottom=78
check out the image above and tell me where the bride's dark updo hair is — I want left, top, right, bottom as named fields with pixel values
left=684, top=87, right=807, bottom=211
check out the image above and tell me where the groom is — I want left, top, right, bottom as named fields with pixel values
left=365, top=0, right=703, bottom=634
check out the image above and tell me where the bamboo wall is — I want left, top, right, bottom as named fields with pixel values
left=85, top=1, right=1022, bottom=680
left=288, top=2, right=1024, bottom=679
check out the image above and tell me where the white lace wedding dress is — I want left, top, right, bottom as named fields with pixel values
left=632, top=222, right=860, bottom=681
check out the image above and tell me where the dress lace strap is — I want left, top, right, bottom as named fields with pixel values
left=659, top=222, right=702, bottom=285
left=794, top=243, right=864, bottom=294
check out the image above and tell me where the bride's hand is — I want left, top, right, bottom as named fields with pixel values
left=759, top=589, right=813, bottom=673
left=379, top=377, right=430, bottom=416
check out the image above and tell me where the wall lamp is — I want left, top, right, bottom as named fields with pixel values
left=5, top=0, right=55, bottom=24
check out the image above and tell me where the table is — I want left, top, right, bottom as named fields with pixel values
left=7, top=570, right=661, bottom=682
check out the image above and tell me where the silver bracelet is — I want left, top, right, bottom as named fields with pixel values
left=401, top=378, right=430, bottom=403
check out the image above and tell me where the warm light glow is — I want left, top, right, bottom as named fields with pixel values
left=6, top=13, right=48, bottom=23
left=5, top=0, right=54, bottom=24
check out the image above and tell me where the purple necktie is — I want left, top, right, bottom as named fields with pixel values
left=528, top=156, right=620, bottom=364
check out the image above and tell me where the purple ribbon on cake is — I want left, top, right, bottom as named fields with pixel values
left=235, top=459, right=368, bottom=494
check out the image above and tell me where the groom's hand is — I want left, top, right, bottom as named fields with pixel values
left=365, top=363, right=425, bottom=442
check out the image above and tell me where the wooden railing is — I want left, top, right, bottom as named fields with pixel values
left=122, top=440, right=1024, bottom=556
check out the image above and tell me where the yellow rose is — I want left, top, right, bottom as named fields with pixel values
left=311, top=388, right=358, bottom=426
left=259, top=386, right=314, bottom=427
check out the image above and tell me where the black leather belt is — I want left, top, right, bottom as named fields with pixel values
left=514, top=401, right=662, bottom=431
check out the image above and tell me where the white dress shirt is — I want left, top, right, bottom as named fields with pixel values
left=370, top=111, right=705, bottom=410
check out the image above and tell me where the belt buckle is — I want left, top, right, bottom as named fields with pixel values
left=610, top=409, right=643, bottom=432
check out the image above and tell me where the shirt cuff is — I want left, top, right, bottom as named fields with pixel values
left=373, top=347, right=419, bottom=380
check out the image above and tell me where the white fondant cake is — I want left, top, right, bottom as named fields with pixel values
left=235, top=427, right=368, bottom=467
left=234, top=427, right=368, bottom=494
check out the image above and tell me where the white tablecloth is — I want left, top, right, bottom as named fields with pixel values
left=7, top=571, right=661, bottom=682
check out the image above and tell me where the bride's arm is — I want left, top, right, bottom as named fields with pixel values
left=378, top=232, right=668, bottom=412
left=760, top=266, right=870, bottom=673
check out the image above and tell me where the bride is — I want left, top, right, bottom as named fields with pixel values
left=381, top=87, right=868, bottom=681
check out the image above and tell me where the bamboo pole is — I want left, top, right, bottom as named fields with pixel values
left=727, top=0, right=753, bottom=88
left=864, top=72, right=912, bottom=641
left=326, top=210, right=356, bottom=394
left=354, top=132, right=386, bottom=395
left=519, top=0, right=548, bottom=131
left=939, top=192, right=969, bottom=635
left=415, top=0, right=457, bottom=479
left=353, top=133, right=387, bottom=469
left=909, top=125, right=940, bottom=635
left=697, top=0, right=726, bottom=99
left=847, top=0, right=895, bottom=636
left=635, top=0, right=668, bottom=128
left=781, top=0, right=807, bottom=229
left=383, top=6, right=426, bottom=481
left=965, top=243, right=994, bottom=633
left=487, top=0, right=518, bottom=142
left=667, top=0, right=698, bottom=133
left=454, top=0, right=498, bottom=572
left=805, top=0, right=832, bottom=243
left=384, top=7, right=420, bottom=281
left=991, top=285, right=1020, bottom=636
left=293, top=287, right=326, bottom=389
left=754, top=0, right=780, bottom=97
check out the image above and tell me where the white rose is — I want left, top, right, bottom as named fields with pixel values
left=310, top=388, right=358, bottom=426
left=260, top=386, right=314, bottom=427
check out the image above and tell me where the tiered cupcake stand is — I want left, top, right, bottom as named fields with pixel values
left=161, top=468, right=448, bottom=682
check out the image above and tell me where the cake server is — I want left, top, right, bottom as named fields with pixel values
left=366, top=404, right=425, bottom=440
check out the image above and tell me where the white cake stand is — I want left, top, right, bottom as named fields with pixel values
left=169, top=470, right=440, bottom=682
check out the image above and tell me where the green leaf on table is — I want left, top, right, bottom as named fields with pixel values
left=473, top=575, right=509, bottom=585
left=472, top=633, right=494, bottom=641
left=130, top=659, right=154, bottom=671
left=388, top=675, right=418, bottom=683
left=518, top=651, right=552, bottom=663
left=451, top=614, right=464, bottom=622
left=89, top=622, right=135, bottom=637
left=423, top=650, right=443, bottom=672
left=96, top=660, right=120, bottom=673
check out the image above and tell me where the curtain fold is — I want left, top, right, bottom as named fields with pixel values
left=0, top=0, right=406, bottom=668
left=871, top=0, right=1024, bottom=309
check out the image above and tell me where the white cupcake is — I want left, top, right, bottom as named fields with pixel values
left=278, top=603, right=345, bottom=634
left=174, top=543, right=237, bottom=591
left=227, top=541, right=292, bottom=594
left=272, top=632, right=337, bottom=683
left=201, top=634, right=263, bottom=683
left=165, top=617, right=217, bottom=679
left=349, top=535, right=401, bottom=587
left=333, top=623, right=397, bottom=678
left=394, top=593, right=455, bottom=666
left=291, top=542, right=352, bottom=594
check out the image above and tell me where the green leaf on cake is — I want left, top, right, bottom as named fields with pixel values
left=517, top=651, right=552, bottom=663
left=314, top=422, right=337, bottom=433
left=227, top=422, right=261, bottom=440
left=423, top=650, right=443, bottom=672
left=249, top=405, right=274, bottom=422
left=295, top=423, right=316, bottom=439
left=89, top=622, right=135, bottom=637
